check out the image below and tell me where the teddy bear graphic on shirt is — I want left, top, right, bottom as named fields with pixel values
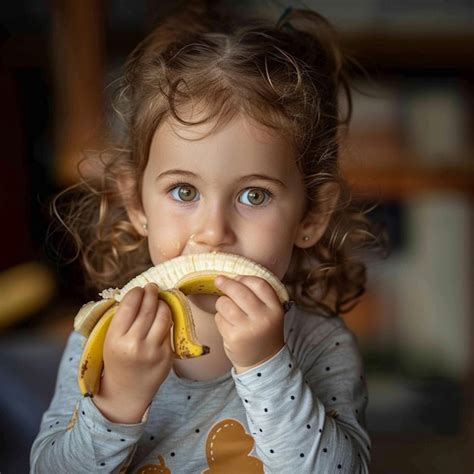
left=133, top=418, right=263, bottom=473
left=135, top=455, right=170, bottom=473
left=202, top=418, right=263, bottom=473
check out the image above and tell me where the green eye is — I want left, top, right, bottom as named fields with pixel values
left=240, top=188, right=271, bottom=206
left=170, top=184, right=198, bottom=202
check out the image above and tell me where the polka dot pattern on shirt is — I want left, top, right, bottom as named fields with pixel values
left=232, top=346, right=361, bottom=468
left=27, top=307, right=373, bottom=474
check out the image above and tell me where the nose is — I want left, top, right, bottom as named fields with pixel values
left=190, top=201, right=235, bottom=251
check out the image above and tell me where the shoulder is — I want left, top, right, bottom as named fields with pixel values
left=284, top=304, right=364, bottom=373
left=285, top=304, right=356, bottom=346
left=63, top=329, right=87, bottom=357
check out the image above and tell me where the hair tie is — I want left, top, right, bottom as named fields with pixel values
left=276, top=6, right=296, bottom=32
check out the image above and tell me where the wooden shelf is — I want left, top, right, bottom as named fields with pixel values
left=342, top=164, right=474, bottom=199
left=340, top=30, right=474, bottom=72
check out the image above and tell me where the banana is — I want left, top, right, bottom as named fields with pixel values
left=158, top=288, right=210, bottom=359
left=75, top=252, right=290, bottom=396
left=78, top=305, right=116, bottom=396
left=99, top=252, right=289, bottom=303
left=74, top=298, right=117, bottom=338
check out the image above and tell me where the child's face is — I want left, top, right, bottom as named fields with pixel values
left=134, top=113, right=310, bottom=280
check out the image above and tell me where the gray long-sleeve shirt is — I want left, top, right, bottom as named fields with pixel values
left=30, top=304, right=371, bottom=473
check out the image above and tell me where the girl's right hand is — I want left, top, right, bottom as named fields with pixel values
left=92, top=283, right=174, bottom=424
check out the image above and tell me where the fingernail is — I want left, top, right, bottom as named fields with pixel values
left=215, top=276, right=225, bottom=286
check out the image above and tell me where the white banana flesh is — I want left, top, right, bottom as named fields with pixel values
left=99, top=252, right=289, bottom=303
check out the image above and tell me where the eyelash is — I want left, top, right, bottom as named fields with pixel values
left=165, top=180, right=274, bottom=206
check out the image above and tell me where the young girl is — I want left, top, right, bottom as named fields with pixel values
left=31, top=3, right=383, bottom=472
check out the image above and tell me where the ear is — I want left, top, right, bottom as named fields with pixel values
left=294, top=182, right=340, bottom=248
left=117, top=176, right=148, bottom=237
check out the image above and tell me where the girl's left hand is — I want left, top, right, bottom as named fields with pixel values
left=214, top=275, right=285, bottom=373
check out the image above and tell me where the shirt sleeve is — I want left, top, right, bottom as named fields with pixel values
left=231, top=317, right=371, bottom=473
left=30, top=330, right=148, bottom=474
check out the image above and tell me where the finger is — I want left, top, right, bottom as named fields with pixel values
left=126, top=283, right=160, bottom=339
left=233, top=275, right=282, bottom=311
left=110, top=287, right=145, bottom=336
left=215, top=295, right=247, bottom=326
left=146, top=300, right=173, bottom=345
left=214, top=275, right=264, bottom=315
left=215, top=311, right=236, bottom=340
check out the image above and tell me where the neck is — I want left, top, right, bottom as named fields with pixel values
left=172, top=294, right=233, bottom=381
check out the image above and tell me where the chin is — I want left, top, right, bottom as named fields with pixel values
left=187, top=293, right=219, bottom=313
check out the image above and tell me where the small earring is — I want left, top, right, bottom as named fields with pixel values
left=142, top=223, right=148, bottom=230
left=303, top=235, right=310, bottom=241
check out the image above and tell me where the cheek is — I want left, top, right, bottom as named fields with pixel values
left=147, top=235, right=178, bottom=265
left=146, top=213, right=187, bottom=265
left=248, top=219, right=296, bottom=279
left=148, top=240, right=180, bottom=263
left=263, top=251, right=294, bottom=281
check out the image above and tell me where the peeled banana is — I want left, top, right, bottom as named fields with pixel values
left=75, top=252, right=290, bottom=396
left=78, top=305, right=116, bottom=396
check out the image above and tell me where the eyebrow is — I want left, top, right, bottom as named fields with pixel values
left=156, top=169, right=287, bottom=189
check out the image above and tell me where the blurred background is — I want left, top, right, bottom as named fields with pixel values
left=0, top=1, right=472, bottom=472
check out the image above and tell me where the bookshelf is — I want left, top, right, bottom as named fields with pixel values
left=343, top=163, right=474, bottom=198
left=338, top=26, right=473, bottom=472
left=340, top=30, right=474, bottom=71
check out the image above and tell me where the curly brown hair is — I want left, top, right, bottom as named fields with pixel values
left=52, top=2, right=388, bottom=316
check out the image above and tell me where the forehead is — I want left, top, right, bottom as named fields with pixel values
left=149, top=112, right=297, bottom=176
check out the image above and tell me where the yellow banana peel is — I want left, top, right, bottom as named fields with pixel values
left=75, top=252, right=290, bottom=396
